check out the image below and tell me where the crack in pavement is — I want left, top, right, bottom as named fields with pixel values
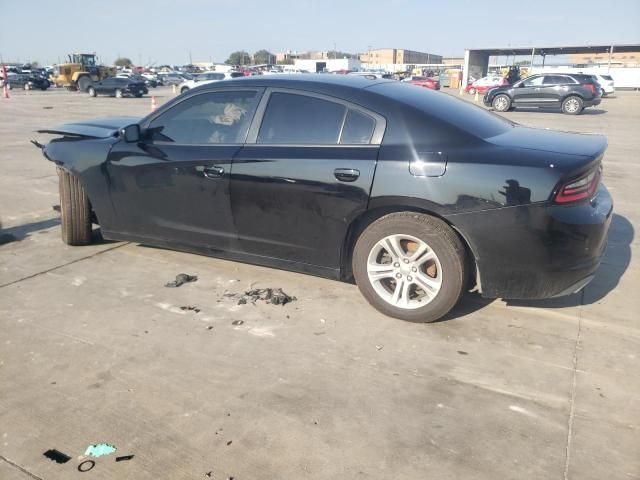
left=563, top=288, right=585, bottom=480
left=0, top=455, right=44, bottom=480
left=0, top=242, right=130, bottom=289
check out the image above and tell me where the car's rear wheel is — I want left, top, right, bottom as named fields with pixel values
left=468, top=87, right=476, bottom=95
left=561, top=95, right=583, bottom=115
left=492, top=94, right=511, bottom=112
left=24, top=83, right=30, bottom=91
left=600, top=88, right=606, bottom=97
left=181, top=86, right=189, bottom=94
left=352, top=212, right=466, bottom=323
left=88, top=87, right=97, bottom=97
left=115, top=89, right=123, bottom=98
left=58, top=168, right=92, bottom=246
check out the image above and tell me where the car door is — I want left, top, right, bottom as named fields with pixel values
left=230, top=89, right=385, bottom=270
left=543, top=75, right=578, bottom=104
left=95, top=78, right=112, bottom=94
left=105, top=88, right=263, bottom=250
left=512, top=75, right=545, bottom=105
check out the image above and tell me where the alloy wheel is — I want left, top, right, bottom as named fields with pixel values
left=366, top=234, right=442, bottom=309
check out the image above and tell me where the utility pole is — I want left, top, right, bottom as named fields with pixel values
left=189, top=51, right=193, bottom=65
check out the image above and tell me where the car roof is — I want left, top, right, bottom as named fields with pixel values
left=199, top=74, right=393, bottom=92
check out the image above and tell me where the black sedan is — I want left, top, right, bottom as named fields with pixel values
left=87, top=77, right=148, bottom=98
left=3, top=73, right=50, bottom=90
left=37, top=75, right=612, bottom=322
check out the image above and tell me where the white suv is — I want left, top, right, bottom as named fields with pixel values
left=594, top=74, right=615, bottom=96
left=179, top=72, right=226, bottom=93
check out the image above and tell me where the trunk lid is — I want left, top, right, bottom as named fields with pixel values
left=37, top=116, right=140, bottom=139
left=488, top=126, right=607, bottom=158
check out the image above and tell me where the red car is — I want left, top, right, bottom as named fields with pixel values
left=407, top=76, right=440, bottom=90
left=465, top=75, right=509, bottom=94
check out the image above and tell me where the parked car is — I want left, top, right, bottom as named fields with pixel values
left=349, top=71, right=394, bottom=80
left=594, top=74, right=615, bottom=96
left=179, top=71, right=227, bottom=93
left=37, top=76, right=612, bottom=323
left=3, top=73, right=50, bottom=90
left=465, top=75, right=508, bottom=94
left=117, top=73, right=159, bottom=88
left=406, top=76, right=440, bottom=90
left=87, top=77, right=147, bottom=98
left=484, top=73, right=601, bottom=115
left=157, top=73, right=185, bottom=86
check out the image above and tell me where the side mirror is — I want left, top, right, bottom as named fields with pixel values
left=121, top=124, right=141, bottom=143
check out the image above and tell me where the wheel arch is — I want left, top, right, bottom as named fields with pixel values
left=340, top=200, right=480, bottom=290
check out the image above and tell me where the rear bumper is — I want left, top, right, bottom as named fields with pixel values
left=584, top=97, right=602, bottom=107
left=449, top=184, right=613, bottom=299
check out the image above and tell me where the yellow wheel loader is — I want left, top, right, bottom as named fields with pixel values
left=52, top=53, right=115, bottom=92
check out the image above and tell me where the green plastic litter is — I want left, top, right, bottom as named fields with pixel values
left=84, top=443, right=117, bottom=457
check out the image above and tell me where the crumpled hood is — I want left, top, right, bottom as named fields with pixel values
left=37, top=116, right=140, bottom=138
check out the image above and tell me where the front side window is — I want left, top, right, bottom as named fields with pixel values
left=257, top=93, right=346, bottom=144
left=522, top=76, right=544, bottom=87
left=148, top=90, right=259, bottom=144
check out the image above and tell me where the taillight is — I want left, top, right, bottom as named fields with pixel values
left=582, top=83, right=596, bottom=95
left=554, top=166, right=601, bottom=204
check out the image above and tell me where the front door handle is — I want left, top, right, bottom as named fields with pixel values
left=334, top=168, right=360, bottom=182
left=202, top=166, right=224, bottom=178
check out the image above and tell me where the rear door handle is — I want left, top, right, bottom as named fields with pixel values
left=334, top=168, right=360, bottom=182
left=202, top=166, right=224, bottom=178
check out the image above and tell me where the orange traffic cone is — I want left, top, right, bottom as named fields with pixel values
left=151, top=96, right=157, bottom=111
left=2, top=85, right=9, bottom=99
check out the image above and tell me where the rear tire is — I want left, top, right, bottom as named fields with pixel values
left=24, top=83, right=30, bottom=91
left=115, top=89, right=123, bottom=98
left=492, top=94, right=511, bottom=112
left=352, top=212, right=466, bottom=323
left=468, top=87, right=476, bottom=95
left=181, top=86, right=189, bottom=94
left=561, top=95, right=583, bottom=115
left=58, top=168, right=92, bottom=246
left=88, top=87, right=97, bottom=97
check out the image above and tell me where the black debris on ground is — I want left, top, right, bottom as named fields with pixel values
left=43, top=449, right=71, bottom=464
left=43, top=106, right=54, bottom=109
left=223, top=292, right=237, bottom=298
left=180, top=306, right=201, bottom=313
left=237, top=288, right=296, bottom=306
left=52, top=204, right=61, bottom=212
left=231, top=320, right=244, bottom=326
left=165, top=274, right=198, bottom=288
left=457, top=350, right=469, bottom=355
left=115, top=455, right=135, bottom=462
left=226, top=440, right=232, bottom=446
left=207, top=326, right=214, bottom=330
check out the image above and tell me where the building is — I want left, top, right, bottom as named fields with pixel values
left=294, top=58, right=361, bottom=73
left=359, top=48, right=442, bottom=65
left=571, top=51, right=640, bottom=66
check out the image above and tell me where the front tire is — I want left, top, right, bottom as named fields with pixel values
left=181, top=86, right=189, bottom=94
left=561, top=95, right=583, bottom=115
left=77, top=76, right=91, bottom=92
left=492, top=94, right=511, bottom=112
left=58, top=168, right=92, bottom=246
left=88, top=87, right=97, bottom=97
left=352, top=212, right=466, bottom=323
left=468, top=87, right=476, bottom=95
left=24, top=83, right=31, bottom=91
left=115, top=88, right=123, bottom=98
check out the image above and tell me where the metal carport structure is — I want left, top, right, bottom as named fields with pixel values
left=462, top=43, right=640, bottom=86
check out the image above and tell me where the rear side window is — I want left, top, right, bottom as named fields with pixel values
left=257, top=93, right=346, bottom=144
left=340, top=110, right=375, bottom=144
left=601, top=75, right=613, bottom=81
left=149, top=90, right=259, bottom=144
left=544, top=75, right=572, bottom=85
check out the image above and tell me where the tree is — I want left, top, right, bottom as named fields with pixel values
left=114, top=57, right=133, bottom=68
left=253, top=49, right=274, bottom=65
left=225, top=51, right=251, bottom=66
left=326, top=50, right=355, bottom=60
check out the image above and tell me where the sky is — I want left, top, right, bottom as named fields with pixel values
left=1, top=0, right=639, bottom=66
